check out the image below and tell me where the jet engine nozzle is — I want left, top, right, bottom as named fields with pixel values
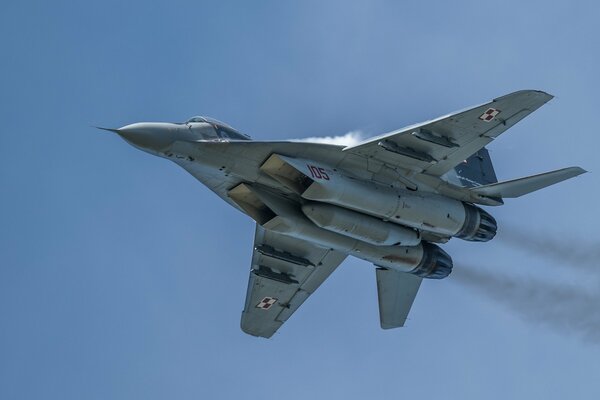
left=455, top=204, right=497, bottom=242
left=410, top=242, right=453, bottom=279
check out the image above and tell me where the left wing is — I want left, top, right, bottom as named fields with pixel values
left=343, top=90, right=553, bottom=177
left=241, top=224, right=347, bottom=338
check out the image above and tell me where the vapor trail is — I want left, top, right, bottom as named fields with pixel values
left=498, top=226, right=600, bottom=273
left=452, top=265, right=600, bottom=343
left=291, top=131, right=364, bottom=147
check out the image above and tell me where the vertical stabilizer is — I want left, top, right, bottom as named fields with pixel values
left=454, top=147, right=498, bottom=188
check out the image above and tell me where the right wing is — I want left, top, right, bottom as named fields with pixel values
left=343, top=90, right=553, bottom=177
left=375, top=268, right=422, bottom=329
left=241, top=224, right=347, bottom=338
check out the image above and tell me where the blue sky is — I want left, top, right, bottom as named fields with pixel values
left=1, top=1, right=599, bottom=399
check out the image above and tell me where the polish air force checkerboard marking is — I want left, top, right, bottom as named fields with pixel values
left=479, top=108, right=501, bottom=122
left=256, top=297, right=277, bottom=310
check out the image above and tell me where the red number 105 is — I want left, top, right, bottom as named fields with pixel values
left=307, top=165, right=330, bottom=180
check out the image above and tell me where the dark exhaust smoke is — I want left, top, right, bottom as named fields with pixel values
left=499, top=226, right=600, bottom=272
left=452, top=264, right=600, bottom=343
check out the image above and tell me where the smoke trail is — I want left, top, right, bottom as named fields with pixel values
left=291, top=131, right=364, bottom=147
left=498, top=226, right=600, bottom=272
left=452, top=265, right=600, bottom=343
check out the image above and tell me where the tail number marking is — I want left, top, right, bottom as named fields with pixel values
left=307, top=165, right=330, bottom=180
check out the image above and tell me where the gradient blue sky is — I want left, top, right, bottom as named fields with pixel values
left=1, top=1, right=599, bottom=399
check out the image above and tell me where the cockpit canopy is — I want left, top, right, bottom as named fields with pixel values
left=185, top=116, right=250, bottom=140
left=185, top=116, right=213, bottom=124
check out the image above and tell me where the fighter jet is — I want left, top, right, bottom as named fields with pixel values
left=103, top=90, right=585, bottom=338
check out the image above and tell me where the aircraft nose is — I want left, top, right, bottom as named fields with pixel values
left=116, top=123, right=173, bottom=151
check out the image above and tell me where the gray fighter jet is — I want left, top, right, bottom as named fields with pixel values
left=103, top=90, right=585, bottom=338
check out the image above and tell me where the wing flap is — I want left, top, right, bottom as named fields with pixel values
left=375, top=268, right=422, bottom=329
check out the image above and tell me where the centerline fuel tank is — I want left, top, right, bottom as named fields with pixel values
left=301, top=202, right=420, bottom=246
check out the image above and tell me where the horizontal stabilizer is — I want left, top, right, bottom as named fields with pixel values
left=469, top=167, right=586, bottom=198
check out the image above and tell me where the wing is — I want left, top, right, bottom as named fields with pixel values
left=343, top=90, right=553, bottom=176
left=241, top=224, right=347, bottom=338
left=375, top=268, right=422, bottom=329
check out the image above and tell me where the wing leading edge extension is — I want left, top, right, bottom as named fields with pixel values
left=241, top=224, right=347, bottom=338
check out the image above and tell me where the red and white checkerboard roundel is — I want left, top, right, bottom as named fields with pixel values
left=479, top=108, right=501, bottom=122
left=256, top=297, right=277, bottom=310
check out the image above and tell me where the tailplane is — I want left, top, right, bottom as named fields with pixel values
left=453, top=148, right=586, bottom=202
left=469, top=167, right=586, bottom=198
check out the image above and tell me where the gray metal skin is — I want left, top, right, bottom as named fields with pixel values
left=117, top=121, right=437, bottom=338
left=112, top=121, right=486, bottom=240
left=106, top=91, right=586, bottom=337
left=111, top=121, right=426, bottom=229
left=112, top=121, right=464, bottom=225
left=112, top=121, right=344, bottom=205
left=112, top=123, right=395, bottom=228
left=111, top=121, right=455, bottom=276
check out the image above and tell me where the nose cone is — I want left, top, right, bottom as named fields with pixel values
left=116, top=123, right=174, bottom=152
